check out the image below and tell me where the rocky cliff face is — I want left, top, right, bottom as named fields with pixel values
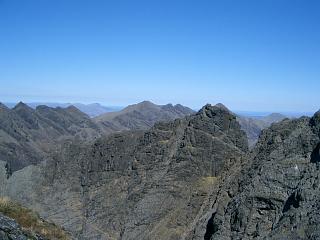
left=190, top=111, right=320, bottom=240
left=0, top=104, right=248, bottom=239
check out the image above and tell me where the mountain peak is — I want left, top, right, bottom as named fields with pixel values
left=64, top=105, right=88, bottom=117
left=0, top=102, right=9, bottom=110
left=13, top=102, right=33, bottom=112
left=199, top=103, right=230, bottom=115
left=136, top=100, right=156, bottom=107
left=214, top=103, right=230, bottom=111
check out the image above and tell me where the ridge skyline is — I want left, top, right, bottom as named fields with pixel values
left=2, top=100, right=316, bottom=118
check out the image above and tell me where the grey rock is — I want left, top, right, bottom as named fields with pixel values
left=0, top=104, right=247, bottom=239
left=193, top=111, right=320, bottom=240
left=0, top=213, right=43, bottom=240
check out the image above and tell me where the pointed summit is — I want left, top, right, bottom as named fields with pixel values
left=0, top=102, right=9, bottom=110
left=214, top=103, right=230, bottom=112
left=13, top=101, right=32, bottom=111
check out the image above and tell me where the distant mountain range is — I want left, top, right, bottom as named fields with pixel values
left=4, top=102, right=122, bottom=117
left=0, top=101, right=195, bottom=173
left=0, top=102, right=103, bottom=172
left=2, top=101, right=289, bottom=149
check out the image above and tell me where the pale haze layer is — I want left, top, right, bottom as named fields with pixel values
left=0, top=0, right=319, bottom=112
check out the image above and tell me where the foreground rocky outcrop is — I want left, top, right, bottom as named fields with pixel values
left=187, top=111, right=320, bottom=239
left=0, top=214, right=41, bottom=240
left=0, top=197, right=70, bottom=240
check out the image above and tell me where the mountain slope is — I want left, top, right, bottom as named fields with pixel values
left=94, top=101, right=195, bottom=133
left=0, top=104, right=247, bottom=239
left=2, top=101, right=319, bottom=240
left=0, top=102, right=102, bottom=172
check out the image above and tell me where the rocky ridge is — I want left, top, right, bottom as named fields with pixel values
left=188, top=110, right=320, bottom=239
left=94, top=100, right=195, bottom=134
left=0, top=104, right=248, bottom=239
left=0, top=102, right=103, bottom=172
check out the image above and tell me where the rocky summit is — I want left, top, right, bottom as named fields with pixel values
left=191, top=111, right=320, bottom=240
left=0, top=101, right=319, bottom=240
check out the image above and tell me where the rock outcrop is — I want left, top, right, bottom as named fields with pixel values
left=189, top=111, right=320, bottom=239
left=0, top=214, right=42, bottom=240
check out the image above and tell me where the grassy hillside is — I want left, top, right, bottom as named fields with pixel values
left=0, top=197, right=70, bottom=240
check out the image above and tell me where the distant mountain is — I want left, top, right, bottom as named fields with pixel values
left=0, top=102, right=103, bottom=172
left=237, top=113, right=287, bottom=147
left=4, top=102, right=120, bottom=117
left=94, top=100, right=195, bottom=133
left=72, top=103, right=118, bottom=117
left=212, top=104, right=287, bottom=147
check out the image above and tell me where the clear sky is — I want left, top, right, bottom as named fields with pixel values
left=0, top=0, right=319, bottom=112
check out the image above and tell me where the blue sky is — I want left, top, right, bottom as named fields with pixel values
left=0, top=0, right=319, bottom=112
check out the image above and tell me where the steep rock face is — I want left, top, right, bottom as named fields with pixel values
left=0, top=104, right=248, bottom=239
left=0, top=102, right=102, bottom=172
left=197, top=111, right=320, bottom=240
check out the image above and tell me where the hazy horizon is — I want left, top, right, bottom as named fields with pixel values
left=2, top=100, right=315, bottom=117
left=1, top=0, right=319, bottom=112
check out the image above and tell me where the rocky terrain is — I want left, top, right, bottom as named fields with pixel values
left=0, top=104, right=248, bottom=239
left=0, top=213, right=43, bottom=240
left=187, top=110, right=320, bottom=239
left=0, top=100, right=319, bottom=240
left=94, top=100, right=195, bottom=134
left=0, top=101, right=194, bottom=174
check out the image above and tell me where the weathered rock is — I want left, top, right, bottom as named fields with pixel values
left=0, top=104, right=248, bottom=239
left=0, top=214, right=44, bottom=240
left=192, top=111, right=320, bottom=240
